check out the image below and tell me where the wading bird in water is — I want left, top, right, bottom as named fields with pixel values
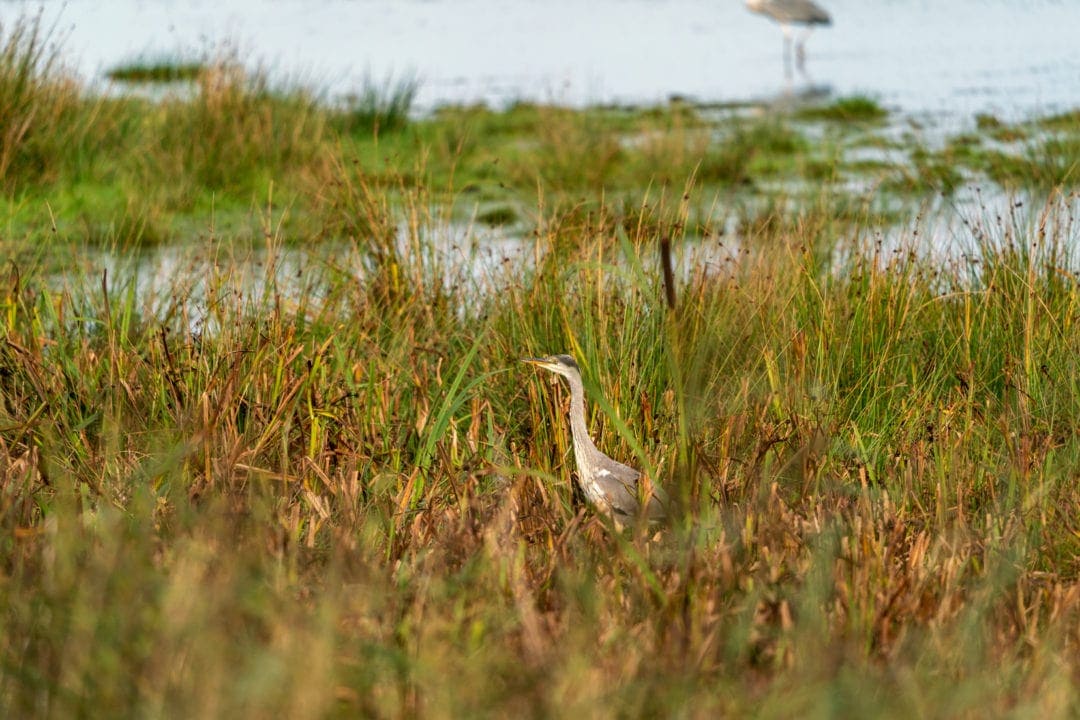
left=523, top=355, right=668, bottom=527
left=746, top=0, right=831, bottom=76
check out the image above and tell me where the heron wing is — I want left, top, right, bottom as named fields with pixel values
left=595, top=461, right=668, bottom=520
left=754, top=0, right=831, bottom=25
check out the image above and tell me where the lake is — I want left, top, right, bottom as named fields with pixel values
left=5, top=0, right=1079, bottom=124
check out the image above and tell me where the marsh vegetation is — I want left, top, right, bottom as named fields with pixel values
left=3, top=14, right=1080, bottom=717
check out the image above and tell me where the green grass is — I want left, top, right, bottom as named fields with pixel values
left=0, top=13, right=91, bottom=190
left=106, top=56, right=206, bottom=83
left=795, top=95, right=888, bottom=123
left=4, top=190, right=1080, bottom=717
left=330, top=73, right=419, bottom=136
left=1, top=13, right=1073, bottom=248
left=976, top=112, right=1027, bottom=143
left=881, top=144, right=965, bottom=194
left=4, top=14, right=1080, bottom=716
left=982, top=134, right=1080, bottom=190
left=959, top=112, right=1080, bottom=190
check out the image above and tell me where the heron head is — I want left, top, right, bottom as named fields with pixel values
left=521, top=354, right=580, bottom=379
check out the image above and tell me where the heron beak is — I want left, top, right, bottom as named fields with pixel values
left=521, top=357, right=545, bottom=366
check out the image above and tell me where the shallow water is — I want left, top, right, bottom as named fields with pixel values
left=61, top=221, right=533, bottom=332
left=58, top=188, right=1076, bottom=334
left=6, top=0, right=1079, bottom=124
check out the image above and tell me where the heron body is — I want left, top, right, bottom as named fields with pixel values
left=523, top=355, right=668, bottom=524
left=746, top=0, right=831, bottom=74
left=746, top=0, right=830, bottom=27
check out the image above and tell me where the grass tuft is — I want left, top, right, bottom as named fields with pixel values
left=332, top=73, right=419, bottom=136
left=0, top=13, right=88, bottom=189
left=106, top=56, right=207, bottom=83
left=796, top=95, right=888, bottom=123
left=145, top=55, right=326, bottom=197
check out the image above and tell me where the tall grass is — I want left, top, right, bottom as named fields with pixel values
left=0, top=14, right=88, bottom=189
left=3, top=186, right=1080, bottom=714
left=146, top=56, right=326, bottom=198
left=331, top=73, right=418, bottom=137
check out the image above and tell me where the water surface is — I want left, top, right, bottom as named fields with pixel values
left=6, top=0, right=1078, bottom=123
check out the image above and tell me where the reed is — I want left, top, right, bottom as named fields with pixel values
left=2, top=188, right=1080, bottom=715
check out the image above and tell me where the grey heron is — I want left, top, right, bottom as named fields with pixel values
left=746, top=0, right=831, bottom=75
left=523, top=354, right=668, bottom=525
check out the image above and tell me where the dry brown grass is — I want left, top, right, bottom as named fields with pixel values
left=2, top=193, right=1080, bottom=716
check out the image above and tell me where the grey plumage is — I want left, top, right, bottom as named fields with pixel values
left=523, top=354, right=668, bottom=523
left=746, top=0, right=831, bottom=26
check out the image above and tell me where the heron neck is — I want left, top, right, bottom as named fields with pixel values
left=566, top=372, right=599, bottom=457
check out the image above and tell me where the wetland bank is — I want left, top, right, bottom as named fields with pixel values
left=3, top=10, right=1080, bottom=718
